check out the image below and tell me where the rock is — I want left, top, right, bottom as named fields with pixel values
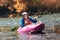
left=0, top=37, right=2, bottom=40
left=0, top=26, right=11, bottom=32
left=54, top=25, right=60, bottom=34
left=0, top=28, right=2, bottom=32
left=4, top=26, right=11, bottom=32
left=0, top=27, right=4, bottom=32
left=11, top=31, right=18, bottom=36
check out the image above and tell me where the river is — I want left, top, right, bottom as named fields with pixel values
left=0, top=14, right=60, bottom=40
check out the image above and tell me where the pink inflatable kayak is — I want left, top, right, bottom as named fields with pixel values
left=17, top=22, right=45, bottom=34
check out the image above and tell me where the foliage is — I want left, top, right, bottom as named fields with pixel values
left=0, top=0, right=60, bottom=16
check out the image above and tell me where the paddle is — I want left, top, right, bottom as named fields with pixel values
left=11, top=26, right=19, bottom=31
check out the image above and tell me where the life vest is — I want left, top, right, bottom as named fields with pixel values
left=24, top=19, right=32, bottom=25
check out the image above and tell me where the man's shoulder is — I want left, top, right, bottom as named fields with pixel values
left=29, top=17, right=32, bottom=19
left=29, top=17, right=33, bottom=20
left=20, top=18, right=24, bottom=21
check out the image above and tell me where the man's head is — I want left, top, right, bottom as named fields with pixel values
left=22, top=12, right=28, bottom=19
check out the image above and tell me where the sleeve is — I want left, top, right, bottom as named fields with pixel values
left=29, top=18, right=37, bottom=23
left=20, top=19, right=25, bottom=27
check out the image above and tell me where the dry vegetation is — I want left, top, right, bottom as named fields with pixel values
left=0, top=0, right=60, bottom=12
left=0, top=0, right=60, bottom=17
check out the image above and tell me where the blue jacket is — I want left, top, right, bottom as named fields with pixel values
left=20, top=18, right=37, bottom=27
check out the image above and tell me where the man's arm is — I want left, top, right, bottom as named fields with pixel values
left=29, top=18, right=37, bottom=23
left=20, top=19, right=25, bottom=27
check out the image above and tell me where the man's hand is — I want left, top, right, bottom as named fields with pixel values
left=35, top=16, right=38, bottom=19
left=33, top=16, right=38, bottom=20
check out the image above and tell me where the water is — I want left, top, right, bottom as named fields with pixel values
left=0, top=14, right=60, bottom=27
left=0, top=18, right=20, bottom=27
left=0, top=14, right=60, bottom=40
left=18, top=33, right=60, bottom=40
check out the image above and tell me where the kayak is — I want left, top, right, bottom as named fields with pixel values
left=17, top=22, right=45, bottom=34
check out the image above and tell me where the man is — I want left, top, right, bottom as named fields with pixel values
left=20, top=12, right=37, bottom=27
left=19, top=12, right=45, bottom=34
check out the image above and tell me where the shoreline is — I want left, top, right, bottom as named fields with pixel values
left=0, top=13, right=60, bottom=18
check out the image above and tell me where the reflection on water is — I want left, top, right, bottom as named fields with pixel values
left=18, top=33, right=60, bottom=40
left=0, top=32, right=60, bottom=40
left=19, top=34, right=46, bottom=40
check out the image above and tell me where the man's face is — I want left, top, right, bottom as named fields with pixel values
left=23, top=14, right=28, bottom=19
